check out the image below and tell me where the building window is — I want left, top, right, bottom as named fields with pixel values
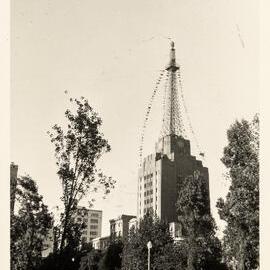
left=91, top=213, right=99, bottom=218
left=90, top=219, right=98, bottom=223
left=90, top=231, right=97, bottom=236
left=90, top=225, right=98, bottom=229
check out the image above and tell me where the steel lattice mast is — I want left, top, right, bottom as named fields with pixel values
left=160, top=42, right=185, bottom=138
left=138, top=42, right=204, bottom=167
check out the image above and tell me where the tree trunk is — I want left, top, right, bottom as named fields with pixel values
left=187, top=239, right=196, bottom=270
left=60, top=204, right=72, bottom=252
left=238, top=234, right=247, bottom=270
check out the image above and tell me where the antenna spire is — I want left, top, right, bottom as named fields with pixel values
left=160, top=42, right=185, bottom=137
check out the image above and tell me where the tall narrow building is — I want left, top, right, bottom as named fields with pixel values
left=10, top=162, right=18, bottom=215
left=137, top=42, right=210, bottom=223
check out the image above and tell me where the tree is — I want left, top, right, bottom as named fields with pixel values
left=216, top=115, right=259, bottom=270
left=37, top=222, right=91, bottom=270
left=99, top=240, right=123, bottom=270
left=121, top=213, right=186, bottom=270
left=11, top=175, right=53, bottom=270
left=48, top=96, right=115, bottom=252
left=176, top=171, right=224, bottom=270
left=78, top=249, right=103, bottom=270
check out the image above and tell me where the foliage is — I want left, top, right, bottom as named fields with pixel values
left=10, top=175, right=53, bottom=270
left=77, top=249, right=104, bottom=270
left=99, top=241, right=123, bottom=270
left=38, top=234, right=94, bottom=270
left=38, top=247, right=81, bottom=270
left=176, top=170, right=224, bottom=270
left=216, top=115, right=259, bottom=270
left=48, top=96, right=115, bottom=251
left=121, top=213, right=185, bottom=270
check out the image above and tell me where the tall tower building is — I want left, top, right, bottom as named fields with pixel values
left=137, top=43, right=210, bottom=222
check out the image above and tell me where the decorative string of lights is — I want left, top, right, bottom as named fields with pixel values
left=161, top=71, right=170, bottom=127
left=176, top=69, right=205, bottom=159
left=138, top=70, right=165, bottom=167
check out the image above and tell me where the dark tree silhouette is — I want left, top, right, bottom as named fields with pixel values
left=48, top=96, right=115, bottom=252
left=217, top=115, right=259, bottom=270
left=11, top=175, right=53, bottom=270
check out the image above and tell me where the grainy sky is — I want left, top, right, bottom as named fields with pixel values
left=11, top=0, right=259, bottom=236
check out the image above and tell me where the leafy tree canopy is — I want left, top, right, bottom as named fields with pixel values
left=176, top=171, right=224, bottom=270
left=217, top=115, right=259, bottom=270
left=48, top=96, right=115, bottom=251
left=121, top=214, right=186, bottom=270
left=99, top=240, right=123, bottom=270
left=11, top=175, right=53, bottom=270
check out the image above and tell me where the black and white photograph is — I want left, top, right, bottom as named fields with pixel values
left=1, top=0, right=267, bottom=269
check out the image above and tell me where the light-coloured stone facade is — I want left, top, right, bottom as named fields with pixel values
left=92, top=236, right=110, bottom=251
left=76, top=207, right=102, bottom=243
left=169, top=222, right=183, bottom=242
left=110, top=214, right=136, bottom=241
left=128, top=217, right=138, bottom=231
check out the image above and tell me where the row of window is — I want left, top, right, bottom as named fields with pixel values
left=144, top=198, right=153, bottom=204
left=144, top=189, right=153, bottom=196
left=78, top=218, right=99, bottom=223
left=143, top=207, right=153, bottom=214
left=139, top=205, right=158, bottom=216
left=139, top=173, right=153, bottom=181
left=144, top=181, right=153, bottom=188
left=143, top=204, right=158, bottom=214
left=90, top=219, right=99, bottom=224
left=77, top=217, right=88, bottom=223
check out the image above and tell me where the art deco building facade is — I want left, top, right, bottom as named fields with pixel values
left=137, top=43, right=210, bottom=223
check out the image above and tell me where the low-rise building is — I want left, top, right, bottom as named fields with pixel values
left=92, top=236, right=110, bottom=251
left=128, top=217, right=138, bottom=231
left=169, top=222, right=183, bottom=242
left=110, top=214, right=136, bottom=241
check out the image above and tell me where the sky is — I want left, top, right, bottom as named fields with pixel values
left=11, top=0, right=259, bottom=237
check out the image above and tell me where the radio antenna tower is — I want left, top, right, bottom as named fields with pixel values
left=160, top=41, right=186, bottom=138
left=138, top=42, right=204, bottom=166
